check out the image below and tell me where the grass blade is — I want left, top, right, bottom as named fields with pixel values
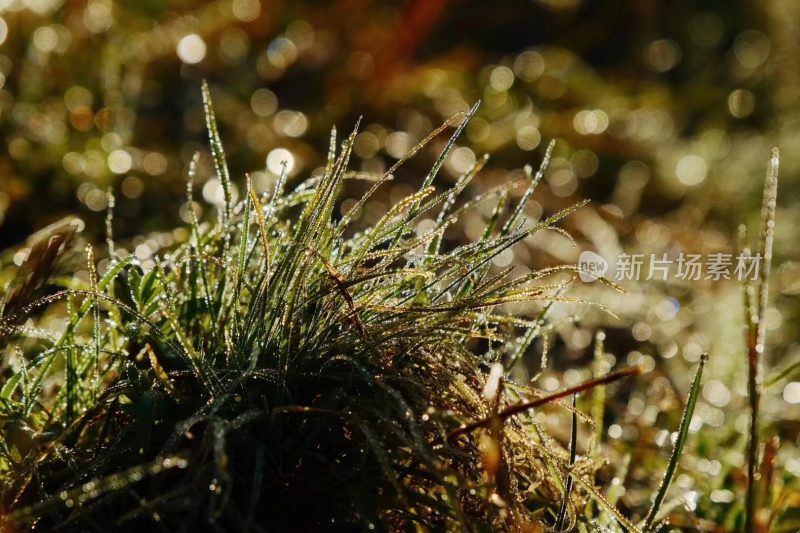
left=201, top=80, right=233, bottom=223
left=642, top=353, right=707, bottom=530
left=554, top=393, right=577, bottom=531
left=746, top=147, right=779, bottom=533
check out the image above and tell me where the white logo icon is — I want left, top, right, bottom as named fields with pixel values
left=578, top=250, right=608, bottom=282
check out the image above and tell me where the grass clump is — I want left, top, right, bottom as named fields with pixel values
left=0, top=85, right=622, bottom=531
left=0, top=83, right=790, bottom=532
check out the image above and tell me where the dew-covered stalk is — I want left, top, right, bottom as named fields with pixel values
left=642, top=353, right=707, bottom=531
left=201, top=80, right=233, bottom=223
left=745, top=147, right=779, bottom=532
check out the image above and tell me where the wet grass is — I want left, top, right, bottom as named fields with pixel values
left=0, top=84, right=795, bottom=532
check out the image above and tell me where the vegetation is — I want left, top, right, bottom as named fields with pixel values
left=1, top=84, right=796, bottom=531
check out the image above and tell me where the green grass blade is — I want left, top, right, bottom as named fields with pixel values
left=232, top=177, right=253, bottom=344
left=589, top=330, right=607, bottom=458
left=642, top=353, right=707, bottom=530
left=201, top=80, right=232, bottom=223
left=500, top=138, right=555, bottom=236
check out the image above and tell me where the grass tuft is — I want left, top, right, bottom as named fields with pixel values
left=0, top=87, right=789, bottom=532
left=0, top=87, right=603, bottom=531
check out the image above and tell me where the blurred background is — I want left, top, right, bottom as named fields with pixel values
left=1, top=0, right=799, bottom=523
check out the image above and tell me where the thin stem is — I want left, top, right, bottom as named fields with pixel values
left=447, top=366, right=640, bottom=440
left=746, top=147, right=779, bottom=532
